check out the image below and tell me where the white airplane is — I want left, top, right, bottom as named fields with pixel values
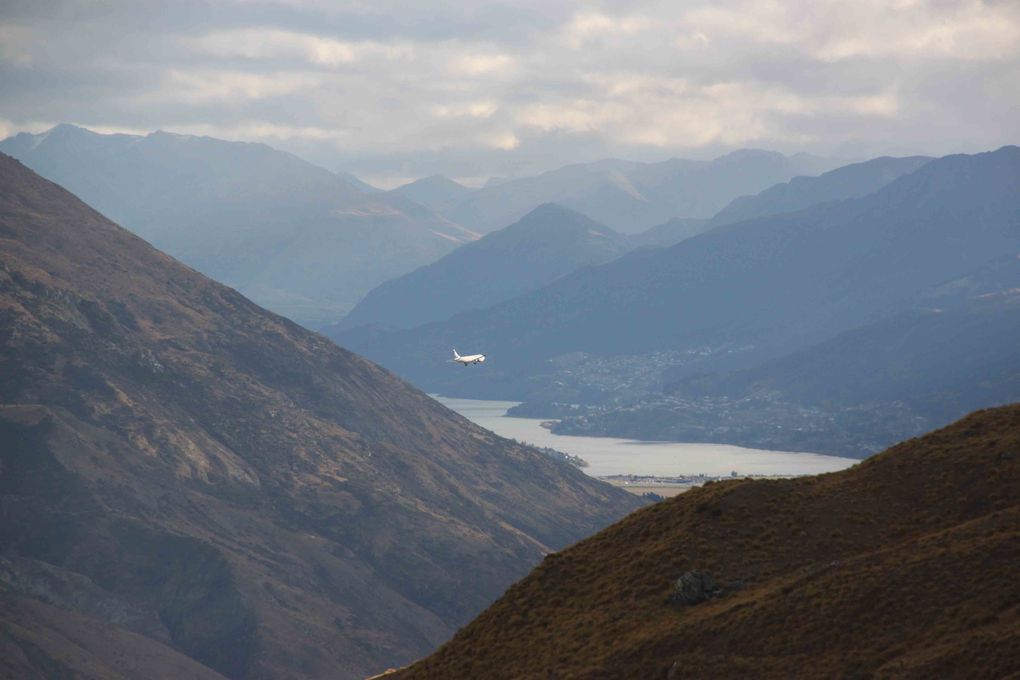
left=452, top=349, right=486, bottom=366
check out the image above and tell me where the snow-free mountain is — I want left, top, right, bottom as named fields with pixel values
left=0, top=124, right=477, bottom=326
left=709, top=155, right=932, bottom=227
left=340, top=203, right=631, bottom=331
left=342, top=147, right=1020, bottom=453
left=0, top=153, right=640, bottom=679
left=390, top=175, right=474, bottom=213
left=444, top=150, right=834, bottom=234
left=393, top=405, right=1020, bottom=678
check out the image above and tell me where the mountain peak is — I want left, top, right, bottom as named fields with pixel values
left=525, top=201, right=583, bottom=218
left=35, top=123, right=102, bottom=145
left=48, top=122, right=91, bottom=134
left=337, top=202, right=628, bottom=331
left=502, top=202, right=620, bottom=240
left=421, top=174, right=465, bottom=187
left=391, top=173, right=473, bottom=212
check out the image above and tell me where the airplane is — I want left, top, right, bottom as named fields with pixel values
left=452, top=349, right=486, bottom=366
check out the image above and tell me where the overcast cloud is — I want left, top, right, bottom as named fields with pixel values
left=1, top=0, right=1018, bottom=186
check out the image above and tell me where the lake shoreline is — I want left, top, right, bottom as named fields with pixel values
left=435, top=395, right=858, bottom=480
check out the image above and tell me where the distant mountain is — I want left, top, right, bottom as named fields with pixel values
left=338, top=204, right=631, bottom=331
left=710, top=155, right=932, bottom=226
left=554, top=279, right=1020, bottom=457
left=393, top=405, right=1020, bottom=679
left=336, top=169, right=381, bottom=193
left=0, top=154, right=640, bottom=679
left=345, top=147, right=1020, bottom=400
left=628, top=217, right=711, bottom=249
left=0, top=124, right=475, bottom=326
left=687, top=266, right=1020, bottom=416
left=444, top=150, right=833, bottom=234
left=391, top=175, right=473, bottom=213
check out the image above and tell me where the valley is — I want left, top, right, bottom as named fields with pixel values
left=341, top=147, right=1020, bottom=462
left=438, top=396, right=857, bottom=478
left=4, top=4, right=1019, bottom=677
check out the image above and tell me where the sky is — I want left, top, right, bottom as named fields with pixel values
left=1, top=0, right=1018, bottom=187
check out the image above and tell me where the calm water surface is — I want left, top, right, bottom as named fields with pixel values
left=436, top=396, right=858, bottom=478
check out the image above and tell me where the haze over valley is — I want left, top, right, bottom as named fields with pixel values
left=3, top=1, right=1019, bottom=678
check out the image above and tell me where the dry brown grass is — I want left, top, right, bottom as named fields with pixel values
left=395, top=405, right=1020, bottom=679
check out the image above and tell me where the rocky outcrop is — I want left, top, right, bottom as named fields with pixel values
left=667, top=571, right=720, bottom=605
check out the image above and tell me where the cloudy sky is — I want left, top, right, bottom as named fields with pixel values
left=1, top=0, right=1018, bottom=186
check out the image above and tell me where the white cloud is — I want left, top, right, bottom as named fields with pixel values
left=0, top=24, right=36, bottom=67
left=188, top=28, right=415, bottom=67
left=811, top=5, right=1020, bottom=62
left=0, top=118, right=52, bottom=139
left=563, top=11, right=655, bottom=49
left=484, top=130, right=520, bottom=150
left=154, top=69, right=323, bottom=104
left=673, top=0, right=1020, bottom=63
left=446, top=52, right=516, bottom=76
left=1, top=0, right=1018, bottom=183
left=431, top=101, right=499, bottom=119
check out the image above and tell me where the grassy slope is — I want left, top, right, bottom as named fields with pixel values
left=397, top=405, right=1020, bottom=679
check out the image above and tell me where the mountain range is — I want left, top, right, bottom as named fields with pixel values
left=337, top=147, right=1020, bottom=453
left=551, top=281, right=1020, bottom=457
left=443, top=150, right=834, bottom=234
left=0, top=153, right=641, bottom=679
left=339, top=204, right=631, bottom=331
left=707, top=155, right=932, bottom=226
left=341, top=154, right=933, bottom=336
left=390, top=175, right=473, bottom=213
left=0, top=124, right=477, bottom=326
left=393, top=404, right=1020, bottom=678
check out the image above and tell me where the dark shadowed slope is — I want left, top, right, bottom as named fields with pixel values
left=339, top=204, right=631, bottom=330
left=350, top=147, right=1020, bottom=398
left=710, top=155, right=932, bottom=226
left=396, top=404, right=1020, bottom=679
left=0, top=153, right=641, bottom=679
left=0, top=125, right=476, bottom=325
left=445, top=150, right=832, bottom=234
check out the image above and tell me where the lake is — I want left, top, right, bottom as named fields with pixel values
left=436, top=396, right=858, bottom=479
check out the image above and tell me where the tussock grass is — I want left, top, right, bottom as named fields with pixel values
left=396, top=405, right=1020, bottom=679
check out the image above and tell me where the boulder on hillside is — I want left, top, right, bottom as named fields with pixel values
left=668, top=571, right=720, bottom=605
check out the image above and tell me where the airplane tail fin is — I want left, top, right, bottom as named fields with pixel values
left=453, top=349, right=460, bottom=359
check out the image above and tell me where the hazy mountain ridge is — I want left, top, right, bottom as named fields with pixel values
left=547, top=253, right=1020, bottom=456
left=343, top=147, right=1020, bottom=413
left=628, top=217, right=712, bottom=249
left=336, top=169, right=382, bottom=193
left=0, top=124, right=476, bottom=326
left=394, top=404, right=1020, bottom=679
left=550, top=315, right=1020, bottom=458
left=0, top=153, right=641, bottom=679
left=337, top=203, right=631, bottom=331
left=390, top=175, right=473, bottom=213
left=443, top=149, right=834, bottom=234
left=709, top=155, right=933, bottom=226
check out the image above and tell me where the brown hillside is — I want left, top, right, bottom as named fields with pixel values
left=0, top=152, right=642, bottom=679
left=396, top=405, right=1020, bottom=679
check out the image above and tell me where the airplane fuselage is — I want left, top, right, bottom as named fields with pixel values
left=452, top=349, right=486, bottom=366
